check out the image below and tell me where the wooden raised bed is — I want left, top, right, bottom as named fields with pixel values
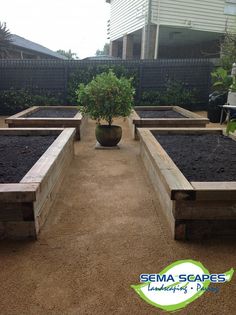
left=0, top=128, right=75, bottom=240
left=138, top=127, right=236, bottom=240
left=128, top=106, right=209, bottom=139
left=5, top=106, right=86, bottom=140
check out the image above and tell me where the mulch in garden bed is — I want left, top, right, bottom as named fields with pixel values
left=136, top=110, right=185, bottom=119
left=0, top=135, right=57, bottom=183
left=153, top=132, right=236, bottom=181
left=25, top=108, right=78, bottom=118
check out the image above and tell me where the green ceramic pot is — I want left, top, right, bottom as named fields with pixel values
left=95, top=125, right=122, bottom=147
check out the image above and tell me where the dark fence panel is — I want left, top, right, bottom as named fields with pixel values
left=0, top=59, right=214, bottom=109
left=0, top=60, right=67, bottom=99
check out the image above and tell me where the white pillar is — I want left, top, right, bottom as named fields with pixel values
left=141, top=24, right=157, bottom=59
left=122, top=34, right=134, bottom=59
left=110, top=40, right=119, bottom=57
left=154, top=25, right=160, bottom=59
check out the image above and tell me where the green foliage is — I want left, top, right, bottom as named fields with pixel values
left=67, top=64, right=139, bottom=104
left=76, top=70, right=134, bottom=125
left=30, top=93, right=63, bottom=106
left=226, top=119, right=236, bottom=135
left=0, top=88, right=63, bottom=115
left=163, top=80, right=196, bottom=106
left=211, top=31, right=236, bottom=94
left=211, top=67, right=233, bottom=92
left=230, top=80, right=236, bottom=92
left=56, top=49, right=79, bottom=60
left=140, top=80, right=196, bottom=106
left=218, top=33, right=236, bottom=72
left=0, top=22, right=11, bottom=44
left=140, top=91, right=163, bottom=105
left=0, top=88, right=32, bottom=114
left=96, top=43, right=110, bottom=56
left=0, top=22, right=12, bottom=58
left=210, top=31, right=236, bottom=94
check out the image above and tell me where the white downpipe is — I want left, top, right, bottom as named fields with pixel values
left=146, top=0, right=152, bottom=58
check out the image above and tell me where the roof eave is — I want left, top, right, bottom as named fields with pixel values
left=9, top=44, right=67, bottom=60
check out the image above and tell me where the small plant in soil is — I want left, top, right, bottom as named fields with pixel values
left=226, top=119, right=236, bottom=135
left=76, top=70, right=134, bottom=146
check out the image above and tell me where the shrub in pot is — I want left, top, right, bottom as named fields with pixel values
left=208, top=68, right=232, bottom=122
left=76, top=70, right=134, bottom=146
left=228, top=72, right=236, bottom=105
left=208, top=91, right=227, bottom=123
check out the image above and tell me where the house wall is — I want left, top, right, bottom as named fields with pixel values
left=156, top=0, right=235, bottom=33
left=108, top=0, right=236, bottom=59
left=109, top=0, right=147, bottom=40
left=151, top=0, right=159, bottom=24
left=109, top=0, right=236, bottom=40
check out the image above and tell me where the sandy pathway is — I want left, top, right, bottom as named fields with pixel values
left=0, top=117, right=235, bottom=315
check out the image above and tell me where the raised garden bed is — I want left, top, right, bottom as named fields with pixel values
left=138, top=127, right=236, bottom=240
left=128, top=106, right=209, bottom=139
left=5, top=106, right=86, bottom=140
left=0, top=128, right=75, bottom=240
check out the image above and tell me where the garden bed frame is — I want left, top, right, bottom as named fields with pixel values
left=5, top=106, right=86, bottom=140
left=128, top=106, right=209, bottom=139
left=0, top=128, right=75, bottom=240
left=138, top=127, right=236, bottom=240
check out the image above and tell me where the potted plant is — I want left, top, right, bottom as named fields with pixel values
left=208, top=67, right=232, bottom=122
left=228, top=64, right=236, bottom=105
left=76, top=70, right=134, bottom=146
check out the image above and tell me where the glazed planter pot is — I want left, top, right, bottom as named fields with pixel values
left=207, top=106, right=223, bottom=123
left=208, top=92, right=227, bottom=123
left=95, top=125, right=122, bottom=147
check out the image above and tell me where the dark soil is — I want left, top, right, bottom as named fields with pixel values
left=153, top=132, right=236, bottom=181
left=136, top=109, right=185, bottom=118
left=25, top=108, right=78, bottom=118
left=0, top=135, right=57, bottom=183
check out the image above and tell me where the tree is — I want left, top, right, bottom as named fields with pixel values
left=0, top=22, right=12, bottom=58
left=56, top=49, right=79, bottom=60
left=95, top=43, right=110, bottom=56
left=219, top=32, right=236, bottom=71
left=218, top=17, right=236, bottom=71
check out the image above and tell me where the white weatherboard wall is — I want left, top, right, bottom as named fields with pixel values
left=109, top=0, right=236, bottom=41
left=156, top=0, right=235, bottom=33
left=109, top=0, right=147, bottom=41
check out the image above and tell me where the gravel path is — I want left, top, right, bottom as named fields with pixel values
left=0, top=116, right=235, bottom=314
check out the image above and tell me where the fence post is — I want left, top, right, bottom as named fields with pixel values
left=138, top=62, right=143, bottom=103
left=64, top=62, right=68, bottom=105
